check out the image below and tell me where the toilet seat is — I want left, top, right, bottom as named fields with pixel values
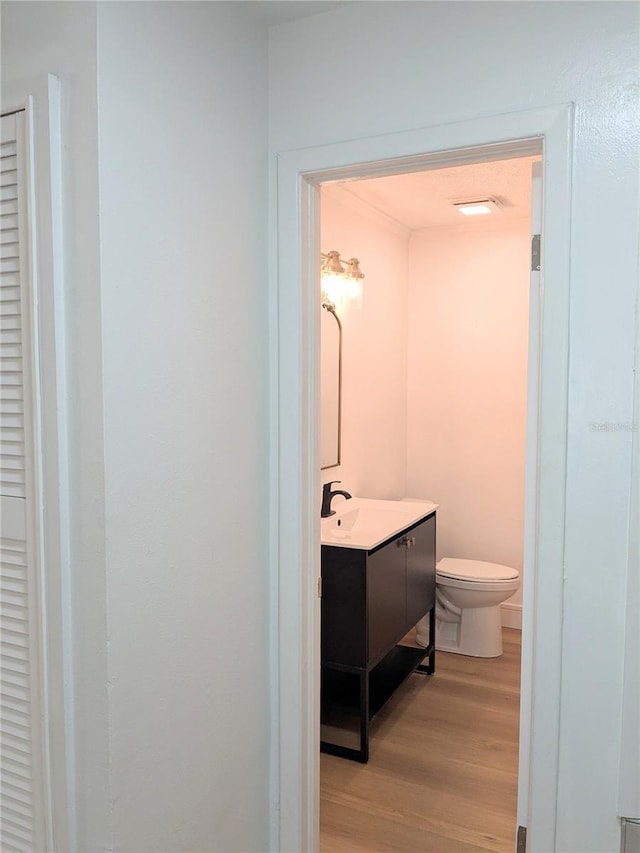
left=437, top=558, right=519, bottom=583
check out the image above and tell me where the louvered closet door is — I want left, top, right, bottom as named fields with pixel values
left=1, top=110, right=48, bottom=852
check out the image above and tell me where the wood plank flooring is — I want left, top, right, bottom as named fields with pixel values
left=320, top=628, right=521, bottom=852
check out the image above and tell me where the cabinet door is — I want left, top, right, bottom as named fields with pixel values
left=367, top=537, right=407, bottom=665
left=406, top=514, right=436, bottom=629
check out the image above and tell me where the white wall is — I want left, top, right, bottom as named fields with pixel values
left=407, top=220, right=530, bottom=608
left=1, top=4, right=110, bottom=848
left=320, top=188, right=409, bottom=500
left=97, top=3, right=270, bottom=851
left=3, top=2, right=272, bottom=850
left=270, top=2, right=640, bottom=849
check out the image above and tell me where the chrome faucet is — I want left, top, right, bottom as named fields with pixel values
left=321, top=481, right=352, bottom=518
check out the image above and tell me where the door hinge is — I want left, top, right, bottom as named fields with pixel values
left=531, top=234, right=541, bottom=271
left=517, top=825, right=527, bottom=853
left=317, top=577, right=322, bottom=598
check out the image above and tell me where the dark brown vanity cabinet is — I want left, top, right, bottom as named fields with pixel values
left=320, top=511, right=436, bottom=762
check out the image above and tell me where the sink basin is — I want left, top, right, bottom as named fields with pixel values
left=321, top=497, right=438, bottom=550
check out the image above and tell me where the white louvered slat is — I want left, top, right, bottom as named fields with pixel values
left=0, top=168, right=17, bottom=188
left=0, top=488, right=25, bottom=503
left=2, top=796, right=33, bottom=826
left=1, top=428, right=24, bottom=442
left=0, top=155, right=17, bottom=173
left=0, top=450, right=24, bottom=467
left=0, top=110, right=45, bottom=851
left=0, top=476, right=26, bottom=493
left=1, top=213, right=19, bottom=230
left=0, top=350, right=22, bottom=373
left=1, top=339, right=22, bottom=354
left=0, top=198, right=19, bottom=217
left=2, top=829, right=31, bottom=851
left=1, top=316, right=22, bottom=332
left=1, top=258, right=19, bottom=274
left=0, top=482, right=26, bottom=499
left=1, top=249, right=20, bottom=264
left=1, top=248, right=20, bottom=264
left=1, top=227, right=19, bottom=244
left=0, top=654, right=28, bottom=684
left=0, top=307, right=21, bottom=323
left=2, top=817, right=34, bottom=846
left=1, top=271, right=21, bottom=288
left=1, top=535, right=36, bottom=851
left=1, top=459, right=26, bottom=475
left=1, top=327, right=22, bottom=344
left=0, top=185, right=18, bottom=203
left=0, top=169, right=25, bottom=496
left=0, top=393, right=23, bottom=408
left=2, top=696, right=30, bottom=724
left=1, top=405, right=25, bottom=421
left=0, top=420, right=25, bottom=435
left=3, top=825, right=34, bottom=850
left=0, top=377, right=23, bottom=390
left=0, top=472, right=26, bottom=494
left=0, top=282, right=26, bottom=490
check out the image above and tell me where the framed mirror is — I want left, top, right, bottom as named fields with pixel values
left=320, top=303, right=342, bottom=469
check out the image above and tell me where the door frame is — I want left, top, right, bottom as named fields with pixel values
left=271, top=104, right=573, bottom=852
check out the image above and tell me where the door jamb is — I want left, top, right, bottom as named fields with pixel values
left=272, top=104, right=573, bottom=852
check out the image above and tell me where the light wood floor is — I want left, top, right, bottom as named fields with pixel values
left=320, top=628, right=521, bottom=853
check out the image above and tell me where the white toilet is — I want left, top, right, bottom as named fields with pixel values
left=416, top=558, right=520, bottom=658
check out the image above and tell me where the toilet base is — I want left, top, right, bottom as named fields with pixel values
left=415, top=615, right=430, bottom=648
left=436, top=603, right=504, bottom=657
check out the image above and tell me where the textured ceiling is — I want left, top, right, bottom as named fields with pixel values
left=331, top=155, right=540, bottom=230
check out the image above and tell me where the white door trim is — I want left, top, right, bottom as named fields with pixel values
left=516, top=159, right=543, bottom=836
left=2, top=76, right=73, bottom=852
left=272, top=104, right=573, bottom=853
left=618, top=187, right=640, bottom=819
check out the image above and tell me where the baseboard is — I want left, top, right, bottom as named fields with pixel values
left=501, top=602, right=522, bottom=630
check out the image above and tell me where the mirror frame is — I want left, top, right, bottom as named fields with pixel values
left=320, top=301, right=342, bottom=470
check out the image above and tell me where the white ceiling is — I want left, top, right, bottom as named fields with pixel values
left=328, top=156, right=540, bottom=231
left=247, top=1, right=352, bottom=27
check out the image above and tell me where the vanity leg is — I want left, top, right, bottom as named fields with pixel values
left=359, top=670, right=369, bottom=763
left=417, top=605, right=436, bottom=675
left=427, top=604, right=436, bottom=674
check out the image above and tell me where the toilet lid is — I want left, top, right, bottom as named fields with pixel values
left=437, top=558, right=519, bottom=582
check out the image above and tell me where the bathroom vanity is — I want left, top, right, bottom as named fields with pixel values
left=320, top=499, right=437, bottom=762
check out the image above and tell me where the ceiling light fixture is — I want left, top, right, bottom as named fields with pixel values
left=453, top=198, right=501, bottom=216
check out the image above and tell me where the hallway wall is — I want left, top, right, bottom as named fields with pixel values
left=2, top=3, right=272, bottom=850
left=97, top=4, right=270, bottom=850
left=270, top=2, right=640, bottom=848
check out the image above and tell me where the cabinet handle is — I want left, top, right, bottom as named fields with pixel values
left=408, top=536, right=416, bottom=548
left=397, top=537, right=407, bottom=548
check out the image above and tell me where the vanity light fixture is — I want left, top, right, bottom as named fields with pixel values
left=321, top=250, right=365, bottom=311
left=453, top=197, right=501, bottom=216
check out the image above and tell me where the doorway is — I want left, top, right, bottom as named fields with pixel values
left=272, top=107, right=572, bottom=853
left=318, top=154, right=537, bottom=848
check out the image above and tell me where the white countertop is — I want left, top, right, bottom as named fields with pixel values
left=320, top=497, right=438, bottom=551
